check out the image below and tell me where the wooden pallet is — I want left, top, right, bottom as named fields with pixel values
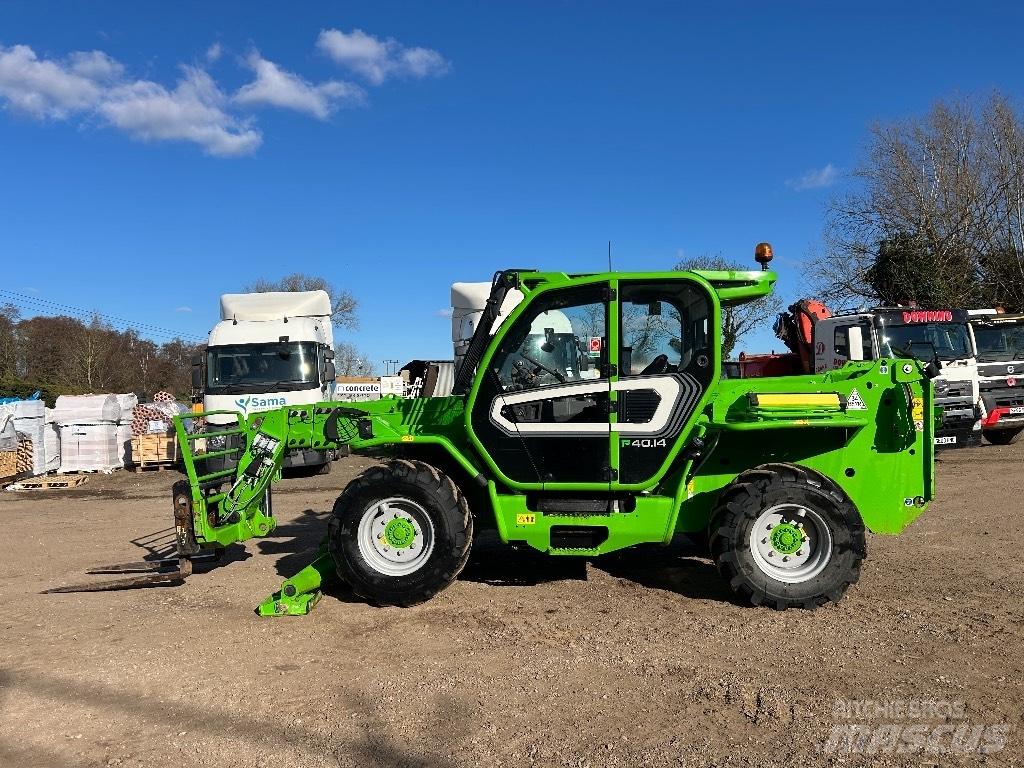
left=131, top=434, right=180, bottom=466
left=131, top=461, right=180, bottom=473
left=6, top=475, right=88, bottom=491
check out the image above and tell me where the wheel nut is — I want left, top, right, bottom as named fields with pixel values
left=768, top=551, right=775, bottom=557
left=782, top=556, right=790, bottom=562
left=796, top=550, right=803, bottom=556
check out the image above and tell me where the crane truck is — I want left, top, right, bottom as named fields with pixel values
left=52, top=245, right=937, bottom=615
left=968, top=310, right=1024, bottom=445
left=740, top=302, right=979, bottom=448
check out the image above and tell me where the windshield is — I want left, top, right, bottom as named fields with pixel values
left=207, top=342, right=320, bottom=392
left=973, top=322, right=1024, bottom=362
left=880, top=323, right=972, bottom=362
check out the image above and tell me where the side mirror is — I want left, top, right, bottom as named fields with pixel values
left=848, top=326, right=865, bottom=361
left=324, top=361, right=336, bottom=382
left=575, top=337, right=590, bottom=371
left=324, top=348, right=335, bottom=361
left=191, top=356, right=203, bottom=389
left=541, top=327, right=556, bottom=353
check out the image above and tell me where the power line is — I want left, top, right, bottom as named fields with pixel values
left=0, top=288, right=206, bottom=342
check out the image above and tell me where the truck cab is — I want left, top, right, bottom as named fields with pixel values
left=968, top=311, right=1024, bottom=444
left=814, top=309, right=980, bottom=448
left=201, top=290, right=337, bottom=471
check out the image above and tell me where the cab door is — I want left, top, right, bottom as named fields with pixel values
left=614, top=279, right=715, bottom=487
left=468, top=283, right=613, bottom=488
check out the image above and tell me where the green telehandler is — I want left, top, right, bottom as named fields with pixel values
left=52, top=246, right=936, bottom=613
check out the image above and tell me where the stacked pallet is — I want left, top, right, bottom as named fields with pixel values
left=0, top=435, right=34, bottom=484
left=0, top=446, right=17, bottom=482
left=130, top=434, right=181, bottom=472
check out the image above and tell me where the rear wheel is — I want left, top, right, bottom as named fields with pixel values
left=328, top=460, right=472, bottom=606
left=984, top=427, right=1023, bottom=445
left=709, top=463, right=865, bottom=610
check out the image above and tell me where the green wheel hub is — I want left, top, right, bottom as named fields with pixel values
left=383, top=517, right=416, bottom=549
left=769, top=523, right=804, bottom=555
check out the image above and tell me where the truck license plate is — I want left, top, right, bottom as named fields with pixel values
left=1009, top=407, right=1024, bottom=415
left=934, top=436, right=957, bottom=445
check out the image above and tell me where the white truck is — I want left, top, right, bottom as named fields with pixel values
left=195, top=290, right=337, bottom=472
left=812, top=308, right=981, bottom=448
left=968, top=310, right=1024, bottom=445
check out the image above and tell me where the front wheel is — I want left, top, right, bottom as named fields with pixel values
left=984, top=427, right=1023, bottom=445
left=709, top=464, right=865, bottom=610
left=328, top=460, right=473, bottom=606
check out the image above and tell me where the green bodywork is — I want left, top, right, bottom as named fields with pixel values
left=173, top=268, right=935, bottom=615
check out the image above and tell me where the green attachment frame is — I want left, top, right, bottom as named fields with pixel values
left=256, top=543, right=338, bottom=617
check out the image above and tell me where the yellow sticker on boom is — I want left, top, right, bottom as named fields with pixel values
left=516, top=513, right=536, bottom=526
left=911, top=396, right=924, bottom=421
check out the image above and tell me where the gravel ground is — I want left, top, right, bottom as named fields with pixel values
left=1, top=444, right=1022, bottom=767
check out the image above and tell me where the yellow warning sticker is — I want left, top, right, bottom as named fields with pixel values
left=400, top=435, right=414, bottom=442
left=912, top=396, right=924, bottom=421
left=516, top=513, right=536, bottom=526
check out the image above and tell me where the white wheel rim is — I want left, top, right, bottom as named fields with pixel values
left=748, top=503, right=832, bottom=584
left=356, top=497, right=435, bottom=577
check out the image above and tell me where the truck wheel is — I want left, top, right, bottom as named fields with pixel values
left=328, top=460, right=472, bottom=606
left=709, top=464, right=865, bottom=610
left=984, top=428, right=1022, bottom=445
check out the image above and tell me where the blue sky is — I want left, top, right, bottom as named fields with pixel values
left=2, top=1, right=1023, bottom=366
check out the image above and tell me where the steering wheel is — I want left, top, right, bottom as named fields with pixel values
left=639, top=354, right=670, bottom=376
left=520, top=352, right=567, bottom=383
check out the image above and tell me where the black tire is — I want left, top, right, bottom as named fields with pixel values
left=709, top=463, right=865, bottom=610
left=984, top=427, right=1023, bottom=446
left=317, top=460, right=333, bottom=476
left=328, top=459, right=472, bottom=606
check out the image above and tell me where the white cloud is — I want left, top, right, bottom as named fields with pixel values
left=175, top=306, right=193, bottom=313
left=99, top=67, right=261, bottom=156
left=69, top=50, right=124, bottom=81
left=205, top=43, right=222, bottom=63
left=235, top=52, right=363, bottom=120
left=786, top=163, right=840, bottom=191
left=0, top=44, right=106, bottom=118
left=316, top=28, right=450, bottom=85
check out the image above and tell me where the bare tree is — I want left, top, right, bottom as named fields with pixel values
left=674, top=253, right=782, bottom=358
left=334, top=341, right=375, bottom=376
left=810, top=92, right=1024, bottom=310
left=244, top=273, right=359, bottom=329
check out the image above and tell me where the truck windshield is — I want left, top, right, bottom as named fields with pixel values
left=880, top=323, right=972, bottom=362
left=973, top=322, right=1024, bottom=362
left=207, top=342, right=320, bottom=392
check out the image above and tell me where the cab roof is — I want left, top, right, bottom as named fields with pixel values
left=509, top=269, right=776, bottom=306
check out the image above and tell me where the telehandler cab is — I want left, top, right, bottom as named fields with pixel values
left=52, top=246, right=936, bottom=613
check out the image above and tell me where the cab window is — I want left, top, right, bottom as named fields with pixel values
left=490, top=286, right=607, bottom=391
left=619, top=281, right=713, bottom=383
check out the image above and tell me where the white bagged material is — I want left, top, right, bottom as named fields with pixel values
left=52, top=394, right=121, bottom=424
left=12, top=399, right=44, bottom=419
left=116, top=393, right=139, bottom=414
left=44, top=422, right=61, bottom=471
left=0, top=416, right=17, bottom=452
left=116, top=421, right=133, bottom=467
left=59, top=423, right=120, bottom=472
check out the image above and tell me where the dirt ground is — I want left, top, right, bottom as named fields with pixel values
left=1, top=444, right=1022, bottom=768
